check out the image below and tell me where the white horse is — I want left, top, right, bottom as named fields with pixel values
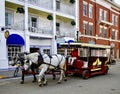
left=12, top=52, right=67, bottom=86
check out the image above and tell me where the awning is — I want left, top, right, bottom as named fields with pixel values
left=64, top=37, right=75, bottom=43
left=6, top=34, right=25, bottom=46
left=57, top=37, right=75, bottom=48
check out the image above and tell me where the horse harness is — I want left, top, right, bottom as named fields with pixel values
left=39, top=53, right=64, bottom=70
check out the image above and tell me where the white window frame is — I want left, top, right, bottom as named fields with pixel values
left=83, top=1, right=88, bottom=16
left=103, top=27, right=107, bottom=38
left=115, top=30, right=118, bottom=40
left=115, top=16, right=118, bottom=26
left=83, top=21, right=88, bottom=35
left=112, top=14, right=115, bottom=25
left=104, top=10, right=107, bottom=21
left=89, top=4, right=93, bottom=18
left=89, top=22, right=93, bottom=36
left=8, top=46, right=21, bottom=62
left=99, top=9, right=103, bottom=20
left=112, top=29, right=115, bottom=39
left=5, top=9, right=14, bottom=28
left=99, top=26, right=103, bottom=37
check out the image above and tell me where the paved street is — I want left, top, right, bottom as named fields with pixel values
left=0, top=62, right=120, bottom=94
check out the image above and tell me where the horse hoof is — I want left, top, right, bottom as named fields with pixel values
left=64, top=78, right=67, bottom=81
left=32, top=80, right=37, bottom=83
left=38, top=82, right=42, bottom=87
left=20, top=81, right=24, bottom=84
left=43, top=83, right=47, bottom=86
left=38, top=84, right=42, bottom=87
left=57, top=82, right=61, bottom=84
left=53, top=77, right=56, bottom=80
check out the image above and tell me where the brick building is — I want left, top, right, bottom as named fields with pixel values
left=79, top=0, right=120, bottom=60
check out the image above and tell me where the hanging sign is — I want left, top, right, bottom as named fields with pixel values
left=4, top=30, right=10, bottom=39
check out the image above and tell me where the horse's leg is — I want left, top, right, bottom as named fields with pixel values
left=52, top=70, right=56, bottom=80
left=30, top=65, right=37, bottom=83
left=20, top=70, right=24, bottom=84
left=42, top=74, right=47, bottom=86
left=58, top=69, right=64, bottom=84
left=38, top=66, right=48, bottom=87
left=63, top=63, right=67, bottom=81
left=63, top=70, right=67, bottom=81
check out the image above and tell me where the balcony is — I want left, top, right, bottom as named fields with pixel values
left=28, top=0, right=53, bottom=10
left=29, top=26, right=52, bottom=35
left=56, top=27, right=75, bottom=38
left=98, top=20, right=113, bottom=27
left=5, top=21, right=24, bottom=31
left=56, top=3, right=75, bottom=16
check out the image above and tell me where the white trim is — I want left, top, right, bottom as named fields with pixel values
left=83, top=1, right=88, bottom=5
left=83, top=20, right=88, bottom=24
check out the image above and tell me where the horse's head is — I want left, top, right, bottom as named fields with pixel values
left=11, top=53, right=25, bottom=66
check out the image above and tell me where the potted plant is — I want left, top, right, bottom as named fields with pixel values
left=71, top=20, right=76, bottom=26
left=16, top=7, right=24, bottom=13
left=47, top=15, right=53, bottom=20
left=70, top=0, right=75, bottom=4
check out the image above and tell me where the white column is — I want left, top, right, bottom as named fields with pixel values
left=75, top=0, right=79, bottom=40
left=24, top=0, right=30, bottom=52
left=51, top=0, right=57, bottom=54
left=0, top=0, right=9, bottom=69
left=0, top=0, right=5, bottom=28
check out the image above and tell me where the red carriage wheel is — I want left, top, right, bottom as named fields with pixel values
left=82, top=70, right=90, bottom=79
left=103, top=66, right=109, bottom=75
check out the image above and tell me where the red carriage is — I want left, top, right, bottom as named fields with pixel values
left=58, top=42, right=112, bottom=79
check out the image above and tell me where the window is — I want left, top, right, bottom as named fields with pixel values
left=89, top=23, right=93, bottom=36
left=5, top=10, right=13, bottom=28
left=89, top=4, right=93, bottom=18
left=103, top=28, right=107, bottom=38
left=115, top=16, right=118, bottom=26
left=83, top=2, right=87, bottom=16
left=111, top=29, right=115, bottom=39
left=115, top=30, right=118, bottom=40
left=8, top=46, right=21, bottom=61
left=28, top=16, right=38, bottom=32
left=43, top=49, right=50, bottom=55
left=99, top=26, right=102, bottom=37
left=112, top=14, right=115, bottom=25
left=99, top=9, right=103, bottom=20
left=104, top=10, right=107, bottom=21
left=31, top=17, right=37, bottom=28
left=83, top=22, right=87, bottom=35
left=56, top=22, right=60, bottom=35
left=56, top=0, right=60, bottom=10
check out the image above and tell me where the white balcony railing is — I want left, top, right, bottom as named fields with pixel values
left=12, top=21, right=24, bottom=30
left=57, top=3, right=75, bottom=16
left=29, top=26, right=52, bottom=35
left=28, top=0, right=53, bottom=10
left=5, top=21, right=24, bottom=31
left=57, top=27, right=75, bottom=37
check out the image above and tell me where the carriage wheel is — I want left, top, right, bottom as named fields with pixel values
left=82, top=70, right=90, bottom=79
left=103, top=66, right=109, bottom=75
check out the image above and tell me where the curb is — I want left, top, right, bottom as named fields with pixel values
left=0, top=76, right=7, bottom=79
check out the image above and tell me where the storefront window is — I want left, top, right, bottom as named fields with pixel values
left=8, top=46, right=21, bottom=61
